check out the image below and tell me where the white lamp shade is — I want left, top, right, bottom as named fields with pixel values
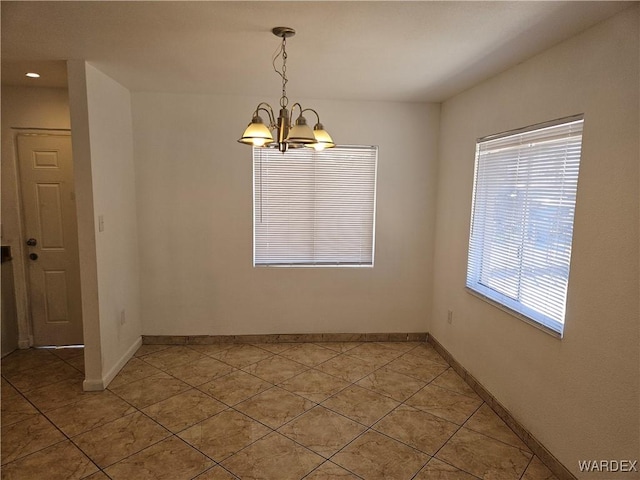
left=238, top=119, right=274, bottom=146
left=285, top=122, right=316, bottom=144
left=309, top=128, right=335, bottom=151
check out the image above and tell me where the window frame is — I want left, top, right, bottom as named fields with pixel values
left=466, top=114, right=585, bottom=338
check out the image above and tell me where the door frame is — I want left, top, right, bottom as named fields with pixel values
left=11, top=128, right=80, bottom=348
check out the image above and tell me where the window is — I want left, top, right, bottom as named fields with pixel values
left=466, top=115, right=584, bottom=336
left=254, top=145, right=377, bottom=266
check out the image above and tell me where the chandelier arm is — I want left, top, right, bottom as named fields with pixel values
left=289, top=103, right=305, bottom=122
left=300, top=108, right=321, bottom=125
left=254, top=103, right=276, bottom=127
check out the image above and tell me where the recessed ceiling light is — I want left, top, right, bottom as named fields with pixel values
left=25, top=72, right=40, bottom=78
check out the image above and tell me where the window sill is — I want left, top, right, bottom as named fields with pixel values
left=465, top=287, right=563, bottom=339
left=253, top=263, right=374, bottom=268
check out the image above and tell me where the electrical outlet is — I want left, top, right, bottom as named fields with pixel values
left=98, top=215, right=105, bottom=232
left=447, top=310, right=453, bottom=324
left=120, top=309, right=126, bottom=325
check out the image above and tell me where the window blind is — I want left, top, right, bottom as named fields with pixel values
left=254, top=145, right=377, bottom=266
left=466, top=116, right=584, bottom=335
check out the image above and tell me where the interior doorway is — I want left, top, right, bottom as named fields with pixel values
left=16, top=132, right=83, bottom=346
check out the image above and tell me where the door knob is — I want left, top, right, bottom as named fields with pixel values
left=26, top=238, right=37, bottom=246
left=29, top=253, right=38, bottom=260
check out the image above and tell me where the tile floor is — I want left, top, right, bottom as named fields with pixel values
left=1, top=341, right=559, bottom=480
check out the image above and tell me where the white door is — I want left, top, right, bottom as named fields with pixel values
left=17, top=134, right=83, bottom=346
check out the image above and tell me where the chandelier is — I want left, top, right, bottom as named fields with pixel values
left=238, top=27, right=335, bottom=153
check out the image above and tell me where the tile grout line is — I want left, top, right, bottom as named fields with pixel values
left=183, top=342, right=442, bottom=478
left=282, top=343, right=434, bottom=479
left=8, top=347, right=332, bottom=478
left=426, top=402, right=485, bottom=480
left=1, top=366, right=105, bottom=476
left=205, top=344, right=409, bottom=478
left=136, top=346, right=352, bottom=475
left=133, top=342, right=441, bottom=479
left=518, top=455, right=537, bottom=480
left=427, top=334, right=575, bottom=480
left=364, top=349, right=478, bottom=480
left=104, top=349, right=260, bottom=477
left=300, top=460, right=364, bottom=480
left=2, top=340, right=544, bottom=480
left=75, top=365, right=189, bottom=476
left=106, top=352, right=271, bottom=477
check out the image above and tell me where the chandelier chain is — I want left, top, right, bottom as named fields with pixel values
left=272, top=36, right=289, bottom=109
left=281, top=37, right=288, bottom=107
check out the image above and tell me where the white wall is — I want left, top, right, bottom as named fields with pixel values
left=132, top=93, right=439, bottom=335
left=68, top=61, right=141, bottom=389
left=1, top=86, right=71, bottom=349
left=431, top=6, right=639, bottom=478
left=85, top=63, right=142, bottom=381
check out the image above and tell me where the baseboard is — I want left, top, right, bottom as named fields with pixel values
left=83, top=336, right=142, bottom=391
left=427, top=334, right=577, bottom=480
left=82, top=378, right=105, bottom=391
left=142, top=332, right=428, bottom=345
left=103, top=336, right=142, bottom=388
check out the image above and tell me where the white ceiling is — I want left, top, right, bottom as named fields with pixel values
left=1, top=1, right=632, bottom=102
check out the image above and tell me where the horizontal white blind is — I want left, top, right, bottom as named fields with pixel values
left=467, top=117, right=584, bottom=335
left=254, top=146, right=377, bottom=266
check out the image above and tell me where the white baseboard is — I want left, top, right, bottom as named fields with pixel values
left=82, top=378, right=105, bottom=391
left=82, top=336, right=142, bottom=392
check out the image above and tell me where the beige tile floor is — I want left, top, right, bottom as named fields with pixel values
left=1, top=341, right=559, bottom=480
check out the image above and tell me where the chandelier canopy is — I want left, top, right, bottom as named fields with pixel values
left=238, top=27, right=335, bottom=153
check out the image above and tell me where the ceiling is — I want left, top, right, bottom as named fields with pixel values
left=1, top=1, right=632, bottom=103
